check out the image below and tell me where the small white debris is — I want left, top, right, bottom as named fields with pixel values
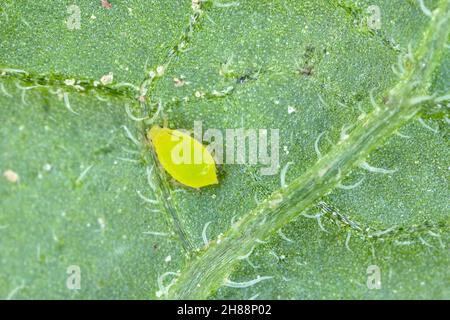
left=143, top=231, right=169, bottom=237
left=90, top=15, right=96, bottom=20
left=173, top=77, right=186, bottom=87
left=156, top=65, right=165, bottom=76
left=192, top=0, right=201, bottom=11
left=165, top=255, right=172, bottom=263
left=100, top=72, right=114, bottom=85
left=64, top=79, right=76, bottom=86
left=268, top=193, right=283, bottom=208
left=43, top=164, right=52, bottom=172
left=97, top=217, right=106, bottom=230
left=195, top=91, right=205, bottom=98
left=3, top=170, right=19, bottom=183
left=217, top=233, right=224, bottom=244
left=287, top=106, right=296, bottom=114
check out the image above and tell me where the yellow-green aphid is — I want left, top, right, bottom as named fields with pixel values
left=148, top=125, right=218, bottom=188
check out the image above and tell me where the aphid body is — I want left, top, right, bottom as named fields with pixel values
left=148, top=125, right=218, bottom=188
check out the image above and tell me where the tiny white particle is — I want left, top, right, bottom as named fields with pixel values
left=3, top=170, right=19, bottom=183
left=97, top=217, right=106, bottom=230
left=64, top=79, right=76, bottom=86
left=100, top=72, right=114, bottom=85
left=156, top=65, right=165, bottom=76
left=287, top=106, right=296, bottom=114
left=165, top=255, right=172, bottom=263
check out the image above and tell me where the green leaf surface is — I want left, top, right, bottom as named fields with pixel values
left=0, top=0, right=448, bottom=299
left=0, top=0, right=190, bottom=83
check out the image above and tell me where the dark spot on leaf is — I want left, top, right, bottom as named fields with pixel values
left=297, top=66, right=314, bottom=76
left=236, top=71, right=259, bottom=84
left=94, top=145, right=114, bottom=156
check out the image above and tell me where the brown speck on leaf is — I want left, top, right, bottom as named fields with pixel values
left=3, top=170, right=19, bottom=183
left=101, top=0, right=112, bottom=9
left=297, top=65, right=314, bottom=76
